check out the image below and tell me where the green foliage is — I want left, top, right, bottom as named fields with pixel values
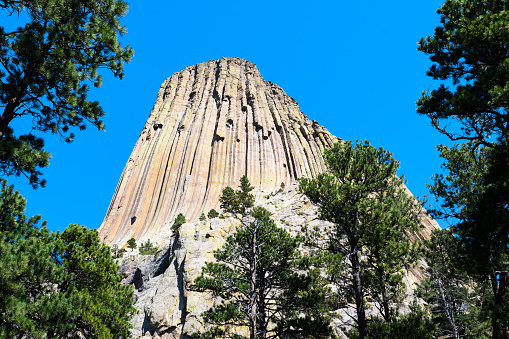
left=219, top=175, right=254, bottom=215
left=117, top=248, right=126, bottom=258
left=0, top=0, right=133, bottom=188
left=416, top=228, right=491, bottom=339
left=194, top=179, right=333, bottom=339
left=200, top=213, right=206, bottom=221
left=219, top=186, right=239, bottom=213
left=427, top=142, right=509, bottom=337
left=416, top=0, right=509, bottom=147
left=419, top=2, right=509, bottom=336
left=127, top=237, right=136, bottom=250
left=171, top=213, right=186, bottom=232
left=54, top=224, right=136, bottom=338
left=349, top=304, right=435, bottom=339
left=139, top=239, right=157, bottom=255
left=299, top=140, right=421, bottom=338
left=207, top=209, right=219, bottom=219
left=0, top=180, right=135, bottom=338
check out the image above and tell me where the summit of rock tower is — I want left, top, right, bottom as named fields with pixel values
left=99, top=57, right=338, bottom=246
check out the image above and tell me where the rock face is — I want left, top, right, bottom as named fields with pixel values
left=98, top=57, right=440, bottom=338
left=99, top=57, right=337, bottom=247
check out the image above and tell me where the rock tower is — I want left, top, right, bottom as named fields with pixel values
left=99, top=57, right=337, bottom=246
left=98, top=58, right=439, bottom=338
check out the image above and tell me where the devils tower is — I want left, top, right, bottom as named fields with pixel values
left=99, top=57, right=337, bottom=246
left=98, top=57, right=438, bottom=338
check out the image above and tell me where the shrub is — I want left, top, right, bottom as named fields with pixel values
left=207, top=209, right=219, bottom=219
left=127, top=237, right=136, bottom=250
left=172, top=213, right=186, bottom=232
left=139, top=239, right=157, bottom=255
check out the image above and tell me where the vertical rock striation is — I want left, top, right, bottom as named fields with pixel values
left=99, top=57, right=337, bottom=246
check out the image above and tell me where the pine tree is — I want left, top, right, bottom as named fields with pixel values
left=417, top=2, right=509, bottom=337
left=219, top=175, right=254, bottom=215
left=207, top=209, right=219, bottom=219
left=127, top=237, right=137, bottom=250
left=0, top=180, right=135, bottom=338
left=416, top=0, right=509, bottom=148
left=193, top=178, right=333, bottom=339
left=139, top=239, right=157, bottom=255
left=0, top=180, right=74, bottom=338
left=416, top=228, right=490, bottom=339
left=357, top=303, right=435, bottom=339
left=0, top=0, right=133, bottom=187
left=219, top=186, right=240, bottom=214
left=299, top=140, right=421, bottom=338
left=54, top=224, right=136, bottom=338
left=427, top=143, right=509, bottom=338
left=171, top=213, right=186, bottom=232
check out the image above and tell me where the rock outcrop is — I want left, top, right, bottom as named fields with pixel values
left=99, top=57, right=336, bottom=247
left=98, top=57, right=440, bottom=338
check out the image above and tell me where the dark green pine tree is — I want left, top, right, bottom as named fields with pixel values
left=193, top=178, right=333, bottom=339
left=416, top=228, right=490, bottom=339
left=219, top=187, right=240, bottom=214
left=416, top=0, right=509, bottom=149
left=427, top=143, right=509, bottom=338
left=361, top=186, right=422, bottom=323
left=54, top=224, right=136, bottom=338
left=299, top=140, right=422, bottom=339
left=0, top=0, right=133, bottom=188
left=171, top=213, right=186, bottom=232
left=127, top=237, right=137, bottom=250
left=236, top=175, right=255, bottom=214
left=360, top=303, right=435, bottom=339
left=219, top=175, right=254, bottom=215
left=417, top=2, right=509, bottom=337
left=0, top=180, right=135, bottom=338
left=0, top=180, right=78, bottom=338
left=207, top=209, right=220, bottom=219
left=139, top=238, right=158, bottom=256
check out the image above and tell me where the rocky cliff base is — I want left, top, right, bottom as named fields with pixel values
left=117, top=183, right=438, bottom=338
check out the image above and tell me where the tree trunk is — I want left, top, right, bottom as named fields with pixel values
left=349, top=212, right=367, bottom=339
left=0, top=75, right=29, bottom=136
left=433, top=268, right=459, bottom=339
left=492, top=272, right=507, bottom=339
left=1, top=101, right=16, bottom=136
left=350, top=240, right=367, bottom=339
left=380, top=277, right=391, bottom=323
left=250, top=226, right=258, bottom=339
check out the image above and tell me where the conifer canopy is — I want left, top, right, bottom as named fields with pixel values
left=0, top=0, right=133, bottom=188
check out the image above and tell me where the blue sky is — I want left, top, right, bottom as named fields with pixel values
left=8, top=0, right=452, bottom=232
